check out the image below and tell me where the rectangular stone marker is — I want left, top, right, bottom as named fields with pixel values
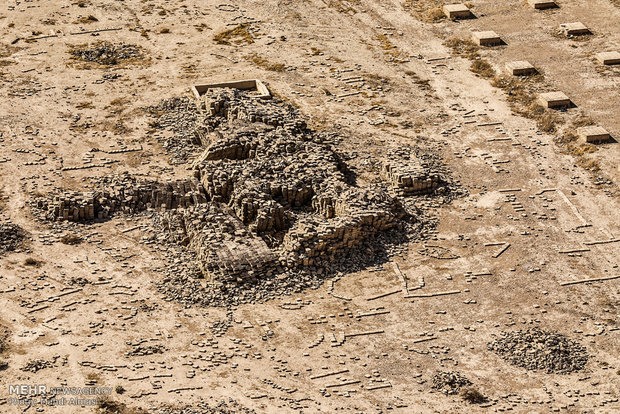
left=578, top=126, right=610, bottom=143
left=559, top=22, right=590, bottom=36
left=443, top=4, right=473, bottom=19
left=472, top=31, right=502, bottom=46
left=538, top=92, right=571, bottom=108
left=528, top=0, right=557, bottom=9
left=596, top=51, right=620, bottom=65
left=505, top=61, right=537, bottom=76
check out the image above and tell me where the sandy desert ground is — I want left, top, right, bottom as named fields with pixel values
left=0, top=0, right=619, bottom=413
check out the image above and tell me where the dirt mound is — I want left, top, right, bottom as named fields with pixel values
left=488, top=327, right=589, bottom=374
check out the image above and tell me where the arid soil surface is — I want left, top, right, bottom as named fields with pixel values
left=0, top=0, right=619, bottom=413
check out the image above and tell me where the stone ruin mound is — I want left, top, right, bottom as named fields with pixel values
left=0, top=324, right=8, bottom=354
left=33, top=88, right=455, bottom=304
left=487, top=327, right=589, bottom=374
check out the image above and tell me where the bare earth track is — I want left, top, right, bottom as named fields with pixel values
left=0, top=0, right=619, bottom=413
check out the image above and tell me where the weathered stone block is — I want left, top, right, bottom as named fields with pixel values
left=559, top=22, right=590, bottom=36
left=596, top=51, right=620, bottom=65
left=472, top=31, right=502, bottom=46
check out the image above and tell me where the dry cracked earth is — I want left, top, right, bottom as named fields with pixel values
left=0, top=0, right=619, bottom=413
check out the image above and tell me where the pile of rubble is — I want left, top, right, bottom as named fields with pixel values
left=431, top=371, right=472, bottom=395
left=21, top=357, right=58, bottom=373
left=146, top=97, right=205, bottom=164
left=34, top=88, right=456, bottom=305
left=32, top=175, right=205, bottom=222
left=125, top=344, right=166, bottom=358
left=0, top=324, right=8, bottom=353
left=382, top=148, right=442, bottom=195
left=487, top=328, right=589, bottom=374
left=69, top=42, right=142, bottom=65
left=151, top=399, right=255, bottom=414
left=0, top=222, right=25, bottom=254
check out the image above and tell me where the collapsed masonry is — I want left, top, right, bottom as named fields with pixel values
left=34, top=89, right=448, bottom=287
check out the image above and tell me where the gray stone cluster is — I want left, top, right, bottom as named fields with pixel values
left=487, top=328, right=589, bottom=374
left=69, top=42, right=142, bottom=65
left=34, top=88, right=451, bottom=297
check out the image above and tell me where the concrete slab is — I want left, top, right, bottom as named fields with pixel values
left=528, top=0, right=558, bottom=9
left=443, top=4, right=473, bottom=19
left=596, top=51, right=620, bottom=65
left=559, top=22, right=590, bottom=36
left=472, top=31, right=502, bottom=46
left=505, top=61, right=537, bottom=76
left=538, top=92, right=571, bottom=108
left=191, top=79, right=271, bottom=100
left=579, top=126, right=611, bottom=143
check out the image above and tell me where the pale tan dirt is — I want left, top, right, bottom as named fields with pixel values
left=0, top=0, right=619, bottom=413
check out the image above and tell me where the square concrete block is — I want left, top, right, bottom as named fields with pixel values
left=191, top=79, right=270, bottom=100
left=579, top=126, right=610, bottom=143
left=538, top=92, right=571, bottom=108
left=528, top=0, right=558, bottom=9
left=506, top=61, right=537, bottom=76
left=559, top=22, right=590, bottom=36
left=472, top=31, right=502, bottom=46
left=443, top=4, right=473, bottom=19
left=596, top=51, right=620, bottom=65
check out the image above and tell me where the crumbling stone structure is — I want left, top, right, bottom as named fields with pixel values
left=35, top=88, right=448, bottom=284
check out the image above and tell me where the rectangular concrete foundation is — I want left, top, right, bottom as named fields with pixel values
left=528, top=0, right=557, bottom=9
left=472, top=31, right=502, bottom=46
left=191, top=79, right=270, bottom=100
left=560, top=22, right=590, bottom=36
left=596, top=51, right=620, bottom=65
left=506, top=61, right=537, bottom=76
left=579, top=126, right=611, bottom=143
left=538, top=92, right=571, bottom=108
left=443, top=4, right=473, bottom=19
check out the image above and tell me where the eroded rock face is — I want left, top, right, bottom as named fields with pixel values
left=33, top=89, right=450, bottom=288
